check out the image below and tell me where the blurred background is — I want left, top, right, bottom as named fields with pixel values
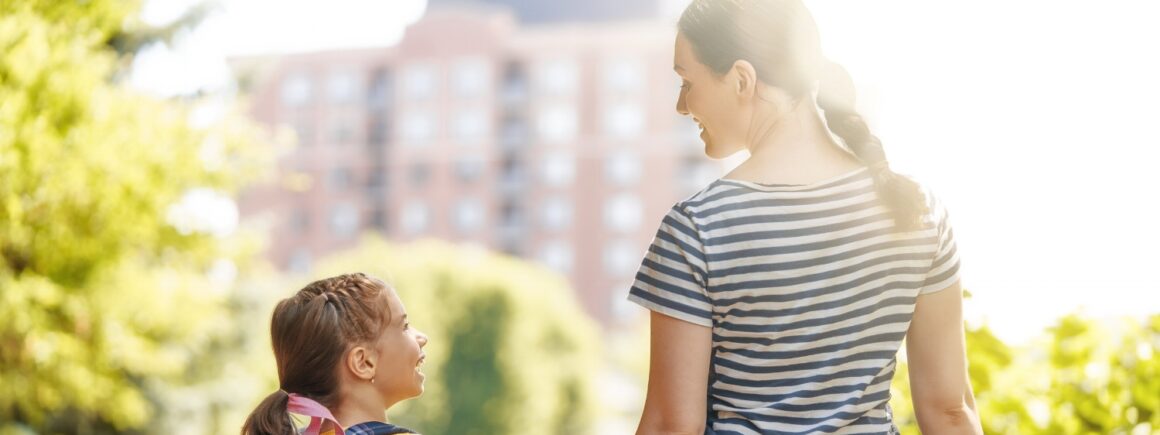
left=2, top=0, right=1158, bottom=434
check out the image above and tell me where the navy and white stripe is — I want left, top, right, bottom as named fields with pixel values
left=629, top=168, right=960, bottom=434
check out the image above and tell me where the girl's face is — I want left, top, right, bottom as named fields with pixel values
left=372, top=287, right=428, bottom=405
left=674, top=33, right=749, bottom=159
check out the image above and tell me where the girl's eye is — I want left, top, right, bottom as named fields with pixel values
left=403, top=323, right=411, bottom=330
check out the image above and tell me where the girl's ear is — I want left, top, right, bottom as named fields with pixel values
left=345, top=346, right=376, bottom=382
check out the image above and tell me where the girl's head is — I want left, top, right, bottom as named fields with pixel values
left=242, top=273, right=428, bottom=435
left=675, top=0, right=928, bottom=229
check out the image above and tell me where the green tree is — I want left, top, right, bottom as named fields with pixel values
left=891, top=314, right=1160, bottom=435
left=0, top=1, right=272, bottom=433
left=312, top=238, right=602, bottom=435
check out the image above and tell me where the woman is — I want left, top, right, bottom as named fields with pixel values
left=629, top=1, right=983, bottom=433
left=241, top=273, right=428, bottom=435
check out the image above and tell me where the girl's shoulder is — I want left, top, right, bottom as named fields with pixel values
left=345, top=421, right=417, bottom=435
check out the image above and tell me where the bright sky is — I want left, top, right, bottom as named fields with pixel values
left=805, top=0, right=1160, bottom=342
left=133, top=0, right=428, bottom=95
left=135, top=0, right=1160, bottom=343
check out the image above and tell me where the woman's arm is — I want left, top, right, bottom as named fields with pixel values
left=636, top=311, right=713, bottom=435
left=906, top=280, right=983, bottom=434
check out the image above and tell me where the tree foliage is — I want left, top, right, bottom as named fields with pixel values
left=891, top=314, right=1160, bottom=435
left=312, top=238, right=602, bottom=435
left=0, top=1, right=271, bottom=432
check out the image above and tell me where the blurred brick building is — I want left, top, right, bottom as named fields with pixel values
left=232, top=4, right=724, bottom=326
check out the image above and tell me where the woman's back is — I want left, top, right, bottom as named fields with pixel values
left=630, top=168, right=958, bottom=434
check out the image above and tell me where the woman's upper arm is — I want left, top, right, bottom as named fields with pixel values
left=636, top=311, right=712, bottom=435
left=905, top=280, right=981, bottom=432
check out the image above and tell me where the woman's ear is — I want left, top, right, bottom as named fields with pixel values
left=730, top=60, right=758, bottom=99
left=346, top=346, right=377, bottom=382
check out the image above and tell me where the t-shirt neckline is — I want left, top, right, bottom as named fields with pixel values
left=716, top=167, right=870, bottom=192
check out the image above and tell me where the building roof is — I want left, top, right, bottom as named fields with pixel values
left=428, top=0, right=661, bottom=24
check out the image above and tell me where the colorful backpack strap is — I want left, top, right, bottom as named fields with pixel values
left=287, top=393, right=344, bottom=435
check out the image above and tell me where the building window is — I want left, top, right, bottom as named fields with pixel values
left=603, top=102, right=645, bottom=139
left=368, top=207, right=387, bottom=231
left=289, top=208, right=311, bottom=232
left=366, top=68, right=393, bottom=108
left=605, top=150, right=641, bottom=186
left=539, top=240, right=573, bottom=274
left=500, top=115, right=528, bottom=149
left=603, top=239, right=639, bottom=277
left=367, top=114, right=389, bottom=145
left=501, top=200, right=525, bottom=229
left=329, top=203, right=360, bottom=239
left=604, top=58, right=644, bottom=94
left=454, top=155, right=484, bottom=183
left=679, top=156, right=721, bottom=192
left=401, top=202, right=430, bottom=234
left=610, top=286, right=638, bottom=322
left=280, top=72, right=312, bottom=106
left=408, top=162, right=431, bottom=187
left=288, top=248, right=312, bottom=273
left=500, top=153, right=524, bottom=190
left=453, top=57, right=490, bottom=99
left=327, top=69, right=360, bottom=104
left=538, top=58, right=578, bottom=96
left=540, top=197, right=572, bottom=231
left=328, top=167, right=353, bottom=191
left=400, top=111, right=436, bottom=146
left=292, top=118, right=314, bottom=147
left=453, top=109, right=489, bottom=146
left=536, top=105, right=578, bottom=144
left=604, top=194, right=642, bottom=233
left=675, top=115, right=702, bottom=150
left=501, top=61, right=528, bottom=104
left=402, top=63, right=438, bottom=101
left=541, top=151, right=575, bottom=187
left=453, top=198, right=485, bottom=233
left=329, top=116, right=356, bottom=145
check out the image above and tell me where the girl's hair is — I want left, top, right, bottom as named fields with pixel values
left=241, top=273, right=392, bottom=435
left=679, top=0, right=928, bottom=229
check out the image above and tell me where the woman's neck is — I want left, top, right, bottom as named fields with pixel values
left=728, top=99, right=861, bottom=184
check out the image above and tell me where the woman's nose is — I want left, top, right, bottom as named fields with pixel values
left=676, top=92, right=689, bottom=115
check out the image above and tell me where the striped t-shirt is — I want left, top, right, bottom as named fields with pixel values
left=628, top=167, right=960, bottom=435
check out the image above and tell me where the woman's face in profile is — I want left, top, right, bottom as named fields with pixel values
left=673, top=33, right=748, bottom=159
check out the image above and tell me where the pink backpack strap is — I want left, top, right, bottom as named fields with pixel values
left=287, top=393, right=344, bottom=435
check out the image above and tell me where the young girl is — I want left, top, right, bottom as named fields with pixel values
left=630, top=1, right=982, bottom=434
left=241, top=273, right=428, bottom=435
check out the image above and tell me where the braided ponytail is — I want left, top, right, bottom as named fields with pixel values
left=818, top=62, right=928, bottom=230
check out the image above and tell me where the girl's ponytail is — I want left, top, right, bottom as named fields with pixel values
left=817, top=61, right=928, bottom=230
left=240, top=390, right=294, bottom=435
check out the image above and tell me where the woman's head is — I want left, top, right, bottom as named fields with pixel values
left=675, top=0, right=928, bottom=229
left=242, top=273, right=429, bottom=435
left=674, top=0, right=823, bottom=158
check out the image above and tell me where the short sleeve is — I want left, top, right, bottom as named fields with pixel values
left=919, top=195, right=961, bottom=295
left=627, top=205, right=713, bottom=327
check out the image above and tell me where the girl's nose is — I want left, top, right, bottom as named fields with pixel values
left=416, top=329, right=429, bottom=347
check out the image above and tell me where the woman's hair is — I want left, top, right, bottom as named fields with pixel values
left=679, top=0, right=928, bottom=229
left=241, top=273, right=392, bottom=435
